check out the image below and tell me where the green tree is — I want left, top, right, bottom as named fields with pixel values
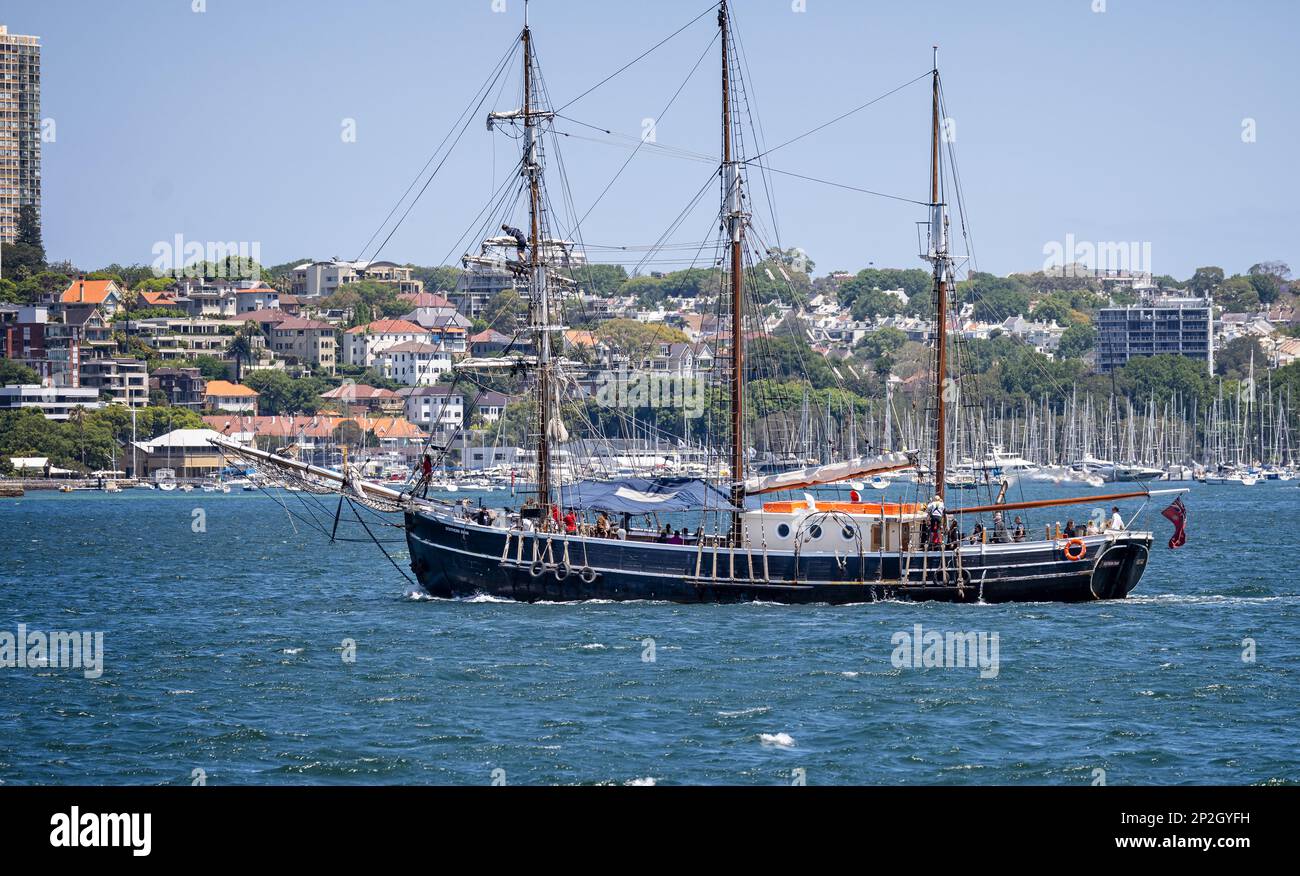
left=0, top=359, right=40, bottom=385
left=1187, top=266, right=1224, bottom=297
left=1057, top=322, right=1097, bottom=359
left=1215, top=335, right=1265, bottom=379
left=225, top=321, right=260, bottom=382
left=480, top=288, right=528, bottom=330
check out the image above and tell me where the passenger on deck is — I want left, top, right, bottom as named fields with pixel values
left=1063, top=518, right=1078, bottom=538
left=595, top=513, right=611, bottom=538
left=656, top=525, right=671, bottom=543
left=563, top=510, right=578, bottom=534
left=946, top=519, right=961, bottom=550
left=1012, top=516, right=1025, bottom=542
left=1107, top=506, right=1124, bottom=531
left=969, top=522, right=985, bottom=544
left=992, top=511, right=1010, bottom=543
left=668, top=529, right=684, bottom=545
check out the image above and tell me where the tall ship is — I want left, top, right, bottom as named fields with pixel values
left=214, top=2, right=1186, bottom=604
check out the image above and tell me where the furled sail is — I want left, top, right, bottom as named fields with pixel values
left=743, top=450, right=917, bottom=496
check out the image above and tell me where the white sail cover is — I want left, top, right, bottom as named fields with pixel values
left=743, top=450, right=916, bottom=495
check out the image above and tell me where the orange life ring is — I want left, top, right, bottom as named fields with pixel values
left=1063, top=538, right=1086, bottom=561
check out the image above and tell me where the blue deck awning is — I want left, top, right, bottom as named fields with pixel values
left=558, top=478, right=738, bottom=514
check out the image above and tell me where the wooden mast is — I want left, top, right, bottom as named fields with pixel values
left=721, top=1, right=746, bottom=515
left=929, top=48, right=948, bottom=501
left=522, top=19, right=552, bottom=519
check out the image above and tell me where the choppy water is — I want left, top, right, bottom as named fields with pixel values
left=2, top=481, right=1297, bottom=785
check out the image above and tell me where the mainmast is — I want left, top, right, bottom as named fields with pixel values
left=927, top=48, right=949, bottom=500
left=721, top=1, right=747, bottom=512
left=522, top=23, right=552, bottom=516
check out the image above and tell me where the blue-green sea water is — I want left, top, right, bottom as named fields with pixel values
left=2, top=481, right=1297, bottom=785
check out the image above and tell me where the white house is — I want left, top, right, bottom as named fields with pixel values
left=378, top=342, right=453, bottom=385
left=343, top=319, right=433, bottom=368
left=400, top=385, right=464, bottom=440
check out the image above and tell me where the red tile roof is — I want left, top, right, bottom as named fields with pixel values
left=344, top=319, right=429, bottom=335
left=61, top=279, right=121, bottom=305
left=202, top=414, right=425, bottom=440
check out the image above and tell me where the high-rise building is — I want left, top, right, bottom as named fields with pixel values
left=0, top=24, right=40, bottom=245
left=1097, top=294, right=1214, bottom=374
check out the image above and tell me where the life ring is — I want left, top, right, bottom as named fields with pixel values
left=1063, top=538, right=1086, bottom=561
left=579, top=566, right=597, bottom=584
left=554, top=561, right=570, bottom=581
left=529, top=560, right=546, bottom=578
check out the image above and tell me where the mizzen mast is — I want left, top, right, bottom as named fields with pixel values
left=720, top=1, right=747, bottom=514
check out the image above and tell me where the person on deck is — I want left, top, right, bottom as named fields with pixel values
left=595, top=513, right=611, bottom=537
left=1012, top=516, right=1026, bottom=542
left=1107, top=506, right=1124, bottom=531
left=668, top=529, right=684, bottom=545
left=968, top=522, right=985, bottom=545
left=946, top=519, right=961, bottom=550
left=1063, top=518, right=1078, bottom=538
left=563, top=510, right=578, bottom=535
left=992, top=511, right=1010, bottom=543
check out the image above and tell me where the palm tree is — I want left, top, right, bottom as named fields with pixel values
left=226, top=321, right=259, bottom=382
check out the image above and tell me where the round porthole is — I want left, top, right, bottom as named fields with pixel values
left=776, top=523, right=791, bottom=539
left=842, top=525, right=856, bottom=541
left=808, top=524, right=823, bottom=540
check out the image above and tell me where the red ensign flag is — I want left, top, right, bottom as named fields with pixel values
left=1161, top=496, right=1188, bottom=549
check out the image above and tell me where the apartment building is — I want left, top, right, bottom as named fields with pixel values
left=1097, top=294, right=1214, bottom=374
left=80, top=358, right=149, bottom=407
left=0, top=25, right=40, bottom=244
left=290, top=259, right=423, bottom=299
left=267, top=315, right=337, bottom=374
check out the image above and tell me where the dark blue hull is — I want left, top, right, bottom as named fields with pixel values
left=405, top=510, right=1151, bottom=604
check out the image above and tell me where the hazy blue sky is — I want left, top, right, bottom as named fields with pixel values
left=7, top=0, right=1297, bottom=279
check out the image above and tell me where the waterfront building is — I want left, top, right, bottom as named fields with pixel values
left=0, top=24, right=40, bottom=244
left=130, top=428, right=228, bottom=479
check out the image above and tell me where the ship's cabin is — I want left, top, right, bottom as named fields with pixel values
left=739, top=499, right=928, bottom=552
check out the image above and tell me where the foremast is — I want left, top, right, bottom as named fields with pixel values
left=924, top=48, right=952, bottom=501
left=486, top=14, right=562, bottom=521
